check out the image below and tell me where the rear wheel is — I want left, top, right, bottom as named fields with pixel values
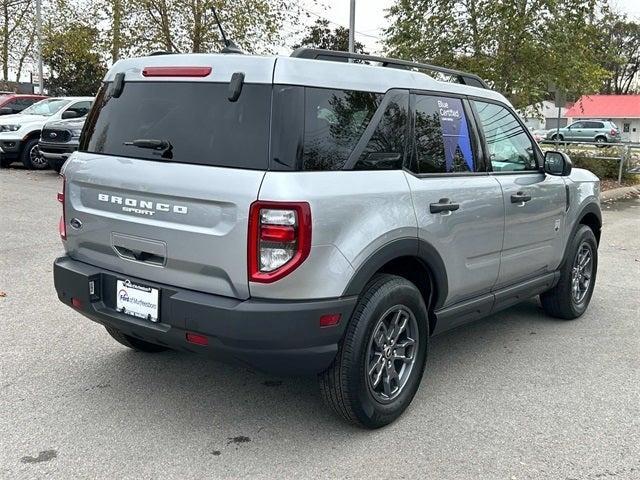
left=595, top=136, right=608, bottom=148
left=319, top=274, right=428, bottom=429
left=104, top=326, right=168, bottom=352
left=541, top=225, right=598, bottom=319
left=21, top=138, right=48, bottom=170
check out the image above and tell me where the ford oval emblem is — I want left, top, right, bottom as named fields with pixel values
left=50, top=132, right=57, bottom=138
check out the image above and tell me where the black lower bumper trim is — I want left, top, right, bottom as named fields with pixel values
left=53, top=256, right=357, bottom=375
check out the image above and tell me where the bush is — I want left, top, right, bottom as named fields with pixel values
left=541, top=144, right=636, bottom=181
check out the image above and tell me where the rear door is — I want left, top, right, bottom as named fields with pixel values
left=471, top=100, right=566, bottom=287
left=404, top=93, right=504, bottom=307
left=64, top=60, right=275, bottom=300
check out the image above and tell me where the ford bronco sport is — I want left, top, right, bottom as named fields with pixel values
left=53, top=49, right=601, bottom=428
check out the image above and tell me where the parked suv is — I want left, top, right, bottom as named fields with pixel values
left=39, top=116, right=86, bottom=172
left=0, top=96, right=93, bottom=169
left=546, top=120, right=621, bottom=144
left=53, top=49, right=601, bottom=428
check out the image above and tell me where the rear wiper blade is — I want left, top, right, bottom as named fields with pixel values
left=124, top=138, right=172, bottom=150
left=123, top=138, right=173, bottom=159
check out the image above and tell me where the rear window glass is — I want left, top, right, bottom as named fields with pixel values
left=81, top=82, right=271, bottom=169
left=412, top=95, right=474, bottom=174
left=302, top=88, right=382, bottom=170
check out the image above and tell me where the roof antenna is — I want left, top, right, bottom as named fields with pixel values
left=212, top=8, right=244, bottom=54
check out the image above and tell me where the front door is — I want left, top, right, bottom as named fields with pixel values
left=405, top=94, right=504, bottom=307
left=472, top=100, right=566, bottom=287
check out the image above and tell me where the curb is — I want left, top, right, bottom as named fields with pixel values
left=600, top=186, right=640, bottom=202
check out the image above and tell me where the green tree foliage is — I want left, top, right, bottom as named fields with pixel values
left=294, top=18, right=366, bottom=53
left=43, top=24, right=106, bottom=95
left=0, top=0, right=35, bottom=81
left=119, top=0, right=307, bottom=56
left=596, top=12, right=640, bottom=94
left=384, top=0, right=611, bottom=108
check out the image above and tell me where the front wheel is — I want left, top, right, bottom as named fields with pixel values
left=319, top=274, right=429, bottom=428
left=541, top=225, right=598, bottom=319
left=21, top=138, right=48, bottom=170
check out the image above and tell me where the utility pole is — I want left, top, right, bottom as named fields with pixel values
left=348, top=0, right=355, bottom=54
left=36, top=0, right=43, bottom=94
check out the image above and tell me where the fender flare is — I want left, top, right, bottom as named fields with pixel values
left=562, top=201, right=602, bottom=260
left=342, top=238, right=449, bottom=310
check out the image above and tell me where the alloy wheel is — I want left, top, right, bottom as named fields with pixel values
left=571, top=242, right=593, bottom=304
left=29, top=144, right=47, bottom=168
left=366, top=305, right=419, bottom=403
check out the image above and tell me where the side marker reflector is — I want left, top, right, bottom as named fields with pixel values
left=319, top=314, right=341, bottom=328
left=186, top=332, right=208, bottom=346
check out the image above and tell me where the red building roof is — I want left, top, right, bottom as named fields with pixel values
left=565, top=95, right=640, bottom=119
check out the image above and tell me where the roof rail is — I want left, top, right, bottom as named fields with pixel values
left=290, top=48, right=488, bottom=89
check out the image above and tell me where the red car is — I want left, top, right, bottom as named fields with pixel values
left=0, top=94, right=48, bottom=116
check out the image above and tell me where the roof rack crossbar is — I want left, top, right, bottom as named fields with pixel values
left=290, top=48, right=488, bottom=89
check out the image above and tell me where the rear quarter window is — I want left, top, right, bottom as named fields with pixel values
left=81, top=81, right=271, bottom=170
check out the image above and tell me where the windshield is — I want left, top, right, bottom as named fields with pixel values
left=21, top=98, right=70, bottom=116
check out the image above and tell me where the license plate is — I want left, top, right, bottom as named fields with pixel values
left=116, top=279, right=159, bottom=322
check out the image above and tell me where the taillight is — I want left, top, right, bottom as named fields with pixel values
left=58, top=174, right=66, bottom=240
left=248, top=201, right=311, bottom=283
left=610, top=128, right=618, bottom=136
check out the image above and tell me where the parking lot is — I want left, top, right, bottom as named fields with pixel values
left=1, top=167, right=639, bottom=479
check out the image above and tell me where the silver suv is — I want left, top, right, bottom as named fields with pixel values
left=53, top=49, right=602, bottom=428
left=546, top=120, right=621, bottom=144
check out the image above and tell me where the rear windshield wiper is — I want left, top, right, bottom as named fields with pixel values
left=123, top=138, right=173, bottom=159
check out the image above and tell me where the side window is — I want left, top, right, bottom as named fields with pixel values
left=473, top=100, right=538, bottom=172
left=302, top=88, right=382, bottom=170
left=411, top=95, right=475, bottom=174
left=570, top=122, right=584, bottom=129
left=586, top=121, right=604, bottom=129
left=67, top=101, right=92, bottom=117
left=353, top=91, right=408, bottom=170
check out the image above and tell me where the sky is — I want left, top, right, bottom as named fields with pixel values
left=306, top=0, right=640, bottom=55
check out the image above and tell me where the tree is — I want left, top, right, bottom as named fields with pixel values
left=597, top=13, right=640, bottom=94
left=0, top=0, right=35, bottom=81
left=294, top=18, right=366, bottom=53
left=122, top=0, right=306, bottom=55
left=384, top=0, right=610, bottom=109
left=43, top=24, right=106, bottom=95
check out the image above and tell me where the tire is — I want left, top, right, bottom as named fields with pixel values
left=540, top=225, right=598, bottom=320
left=551, top=134, right=563, bottom=142
left=319, top=274, right=429, bottom=429
left=20, top=138, right=48, bottom=170
left=104, top=325, right=168, bottom=353
left=595, top=136, right=608, bottom=148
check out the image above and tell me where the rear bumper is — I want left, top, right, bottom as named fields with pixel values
left=53, top=256, right=357, bottom=375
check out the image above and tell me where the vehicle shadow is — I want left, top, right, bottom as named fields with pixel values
left=64, top=298, right=561, bottom=439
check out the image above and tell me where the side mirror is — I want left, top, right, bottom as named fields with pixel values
left=0, top=107, right=13, bottom=115
left=544, top=150, right=572, bottom=176
left=61, top=110, right=79, bottom=119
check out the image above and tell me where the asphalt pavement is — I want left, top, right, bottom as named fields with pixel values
left=1, top=167, right=639, bottom=479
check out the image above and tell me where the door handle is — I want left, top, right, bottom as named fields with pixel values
left=511, top=192, right=532, bottom=204
left=430, top=198, right=460, bottom=214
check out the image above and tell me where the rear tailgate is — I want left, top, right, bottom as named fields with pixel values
left=62, top=54, right=275, bottom=300
left=64, top=155, right=263, bottom=299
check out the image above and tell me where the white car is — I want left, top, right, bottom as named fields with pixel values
left=0, top=96, right=93, bottom=169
